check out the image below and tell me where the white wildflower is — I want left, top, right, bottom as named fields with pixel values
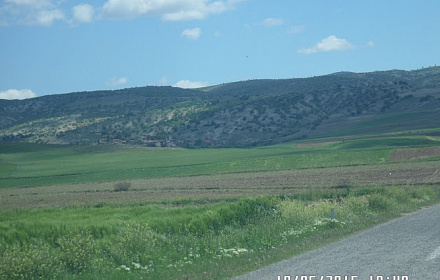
left=117, top=265, right=130, bottom=271
left=132, top=262, right=141, bottom=269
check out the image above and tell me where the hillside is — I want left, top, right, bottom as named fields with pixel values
left=1, top=67, right=440, bottom=147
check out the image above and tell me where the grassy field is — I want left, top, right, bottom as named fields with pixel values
left=1, top=134, right=439, bottom=188
left=1, top=134, right=440, bottom=279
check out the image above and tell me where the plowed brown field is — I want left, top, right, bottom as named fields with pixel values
left=2, top=160, right=439, bottom=210
left=390, top=146, right=440, bottom=162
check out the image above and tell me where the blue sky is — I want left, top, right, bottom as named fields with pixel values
left=1, top=0, right=439, bottom=99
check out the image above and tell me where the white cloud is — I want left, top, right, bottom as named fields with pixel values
left=106, top=77, right=128, bottom=87
left=0, top=89, right=37, bottom=100
left=72, top=4, right=94, bottom=23
left=174, top=80, right=209, bottom=89
left=287, top=25, right=305, bottom=34
left=34, top=9, right=64, bottom=26
left=366, top=40, right=375, bottom=47
left=1, top=0, right=64, bottom=26
left=261, top=17, right=284, bottom=27
left=1, top=0, right=244, bottom=26
left=298, top=35, right=355, bottom=54
left=102, top=0, right=244, bottom=21
left=5, top=0, right=53, bottom=8
left=182, top=27, right=201, bottom=40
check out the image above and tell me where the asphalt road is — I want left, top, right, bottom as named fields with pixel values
left=232, top=203, right=440, bottom=280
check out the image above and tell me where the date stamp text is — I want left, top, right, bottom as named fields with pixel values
left=277, top=276, right=409, bottom=280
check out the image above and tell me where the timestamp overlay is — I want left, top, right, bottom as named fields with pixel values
left=232, top=203, right=440, bottom=280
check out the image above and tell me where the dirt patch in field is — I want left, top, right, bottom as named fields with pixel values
left=295, top=141, right=340, bottom=148
left=1, top=160, right=439, bottom=210
left=390, top=146, right=440, bottom=162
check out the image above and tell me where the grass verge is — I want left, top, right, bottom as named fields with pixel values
left=1, top=185, right=439, bottom=280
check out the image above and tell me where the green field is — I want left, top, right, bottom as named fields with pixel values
left=1, top=134, right=439, bottom=188
left=1, top=134, right=440, bottom=279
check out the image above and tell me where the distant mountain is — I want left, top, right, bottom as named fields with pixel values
left=1, top=67, right=440, bottom=147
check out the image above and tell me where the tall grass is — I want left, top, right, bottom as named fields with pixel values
left=1, top=186, right=438, bottom=280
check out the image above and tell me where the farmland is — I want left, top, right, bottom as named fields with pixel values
left=1, top=134, right=440, bottom=279
left=1, top=159, right=440, bottom=211
left=1, top=134, right=439, bottom=189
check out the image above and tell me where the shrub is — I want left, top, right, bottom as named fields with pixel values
left=114, top=182, right=131, bottom=192
left=344, top=196, right=368, bottom=214
left=104, top=223, right=159, bottom=267
left=0, top=241, right=58, bottom=279
left=368, top=194, right=392, bottom=211
left=277, top=199, right=309, bottom=226
left=411, top=187, right=436, bottom=200
left=386, top=187, right=410, bottom=203
left=57, top=230, right=102, bottom=273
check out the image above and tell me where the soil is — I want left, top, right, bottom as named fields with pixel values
left=1, top=160, right=439, bottom=210
left=390, top=146, right=440, bottom=162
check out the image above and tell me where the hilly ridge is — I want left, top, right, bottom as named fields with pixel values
left=1, top=66, right=440, bottom=147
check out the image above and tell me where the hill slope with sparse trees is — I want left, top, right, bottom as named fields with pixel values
left=1, top=66, right=440, bottom=147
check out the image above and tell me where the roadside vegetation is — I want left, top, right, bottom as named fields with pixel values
left=0, top=187, right=439, bottom=280
left=0, top=134, right=439, bottom=279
